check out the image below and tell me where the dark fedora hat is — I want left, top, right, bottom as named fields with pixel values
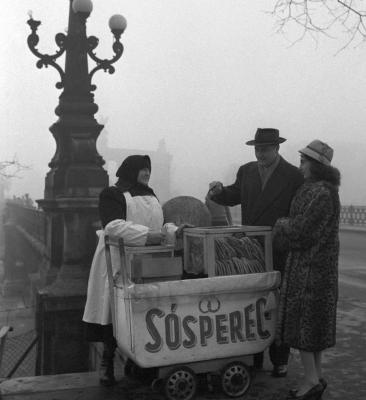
left=246, top=128, right=286, bottom=146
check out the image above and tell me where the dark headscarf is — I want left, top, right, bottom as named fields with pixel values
left=115, top=155, right=155, bottom=195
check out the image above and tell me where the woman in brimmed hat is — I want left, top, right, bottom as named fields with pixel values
left=273, top=140, right=341, bottom=399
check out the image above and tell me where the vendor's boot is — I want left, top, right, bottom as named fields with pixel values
left=99, top=342, right=117, bottom=386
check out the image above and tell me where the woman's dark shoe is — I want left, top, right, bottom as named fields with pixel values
left=289, top=379, right=327, bottom=399
left=319, top=378, right=327, bottom=389
left=286, top=383, right=323, bottom=399
left=316, top=378, right=327, bottom=399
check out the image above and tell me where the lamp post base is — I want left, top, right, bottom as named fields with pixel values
left=35, top=279, right=89, bottom=375
left=35, top=197, right=100, bottom=375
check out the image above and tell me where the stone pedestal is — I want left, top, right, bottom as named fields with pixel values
left=35, top=290, right=89, bottom=375
left=35, top=198, right=100, bottom=375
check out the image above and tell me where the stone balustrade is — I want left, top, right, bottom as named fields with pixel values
left=340, top=205, right=366, bottom=227
left=224, top=204, right=366, bottom=228
left=1, top=200, right=50, bottom=297
left=6, top=201, right=47, bottom=245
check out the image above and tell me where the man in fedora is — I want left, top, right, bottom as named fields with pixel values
left=207, top=128, right=303, bottom=377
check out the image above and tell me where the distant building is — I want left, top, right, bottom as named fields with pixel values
left=97, top=122, right=172, bottom=203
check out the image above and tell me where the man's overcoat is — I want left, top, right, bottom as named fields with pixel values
left=212, top=157, right=303, bottom=268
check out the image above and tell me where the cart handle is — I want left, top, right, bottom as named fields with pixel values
left=104, top=235, right=130, bottom=337
left=224, top=206, right=233, bottom=226
left=104, top=235, right=129, bottom=287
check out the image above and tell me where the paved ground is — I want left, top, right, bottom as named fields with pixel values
left=1, top=292, right=365, bottom=400
left=1, top=227, right=366, bottom=399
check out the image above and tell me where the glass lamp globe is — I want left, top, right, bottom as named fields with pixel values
left=109, top=14, right=127, bottom=34
left=72, top=0, right=93, bottom=14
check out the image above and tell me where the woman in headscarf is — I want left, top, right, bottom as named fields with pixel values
left=83, top=154, right=169, bottom=386
left=273, top=140, right=341, bottom=400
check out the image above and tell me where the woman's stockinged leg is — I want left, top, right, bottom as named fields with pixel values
left=314, top=351, right=322, bottom=380
left=297, top=351, right=319, bottom=396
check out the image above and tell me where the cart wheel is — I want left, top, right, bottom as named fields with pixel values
left=221, top=361, right=251, bottom=398
left=164, top=366, right=197, bottom=400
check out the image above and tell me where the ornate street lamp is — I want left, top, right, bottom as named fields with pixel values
left=26, top=0, right=127, bottom=273
left=27, top=0, right=127, bottom=95
left=26, top=0, right=127, bottom=374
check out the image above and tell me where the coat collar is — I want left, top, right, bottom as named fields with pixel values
left=248, top=157, right=292, bottom=224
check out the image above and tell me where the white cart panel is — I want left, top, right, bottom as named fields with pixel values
left=114, top=271, right=280, bottom=368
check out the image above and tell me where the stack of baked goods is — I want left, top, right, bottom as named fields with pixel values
left=215, top=236, right=265, bottom=276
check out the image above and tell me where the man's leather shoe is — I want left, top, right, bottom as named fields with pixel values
left=271, top=364, right=288, bottom=377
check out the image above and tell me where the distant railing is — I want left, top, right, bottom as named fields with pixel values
left=5, top=201, right=47, bottom=245
left=230, top=204, right=366, bottom=228
left=340, top=205, right=366, bottom=227
left=1, top=200, right=49, bottom=297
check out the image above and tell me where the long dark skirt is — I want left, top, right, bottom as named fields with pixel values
left=83, top=321, right=114, bottom=343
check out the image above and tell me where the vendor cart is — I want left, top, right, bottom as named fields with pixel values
left=105, top=226, right=281, bottom=400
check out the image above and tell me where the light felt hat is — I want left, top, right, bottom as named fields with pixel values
left=299, top=140, right=333, bottom=166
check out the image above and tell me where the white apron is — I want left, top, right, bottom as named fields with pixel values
left=82, top=192, right=164, bottom=325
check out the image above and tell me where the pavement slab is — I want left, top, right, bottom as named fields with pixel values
left=1, top=292, right=366, bottom=400
left=1, top=293, right=366, bottom=400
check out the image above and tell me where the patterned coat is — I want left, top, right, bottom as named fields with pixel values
left=273, top=171, right=340, bottom=352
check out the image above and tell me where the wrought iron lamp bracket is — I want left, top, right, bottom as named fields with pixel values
left=27, top=18, right=66, bottom=89
left=87, top=35, right=124, bottom=91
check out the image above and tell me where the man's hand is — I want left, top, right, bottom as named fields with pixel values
left=146, top=231, right=164, bottom=245
left=207, top=181, right=223, bottom=199
left=175, top=223, right=195, bottom=238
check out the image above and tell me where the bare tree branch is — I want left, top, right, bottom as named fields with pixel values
left=271, top=0, right=366, bottom=49
left=0, top=157, right=31, bottom=180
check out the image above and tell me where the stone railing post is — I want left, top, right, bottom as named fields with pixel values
left=349, top=205, right=354, bottom=225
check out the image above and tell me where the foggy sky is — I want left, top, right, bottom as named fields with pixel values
left=1, top=0, right=366, bottom=205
